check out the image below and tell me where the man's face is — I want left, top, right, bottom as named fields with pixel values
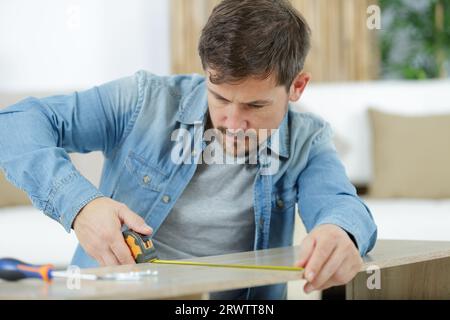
left=206, top=70, right=289, bottom=157
left=206, top=69, right=309, bottom=157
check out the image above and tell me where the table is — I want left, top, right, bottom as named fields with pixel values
left=1, top=240, right=449, bottom=299
left=0, top=245, right=303, bottom=299
left=347, top=240, right=450, bottom=299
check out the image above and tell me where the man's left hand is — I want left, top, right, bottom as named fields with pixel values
left=295, top=224, right=363, bottom=293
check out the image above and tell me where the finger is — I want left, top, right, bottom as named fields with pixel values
left=110, top=234, right=136, bottom=265
left=295, top=236, right=315, bottom=268
left=84, top=243, right=106, bottom=267
left=315, top=254, right=362, bottom=291
left=309, top=245, right=346, bottom=291
left=304, top=257, right=347, bottom=294
left=304, top=239, right=336, bottom=284
left=95, top=256, right=106, bottom=267
left=334, top=254, right=363, bottom=286
left=304, top=277, right=340, bottom=294
left=118, top=205, right=153, bottom=235
left=101, top=250, right=120, bottom=266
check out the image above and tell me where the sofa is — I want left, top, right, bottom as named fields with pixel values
left=292, top=79, right=450, bottom=242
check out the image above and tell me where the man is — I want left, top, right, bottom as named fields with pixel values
left=0, top=0, right=377, bottom=299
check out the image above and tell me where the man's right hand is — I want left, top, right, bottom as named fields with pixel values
left=72, top=197, right=153, bottom=266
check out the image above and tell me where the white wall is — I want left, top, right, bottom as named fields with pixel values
left=0, top=0, right=170, bottom=92
left=0, top=0, right=171, bottom=186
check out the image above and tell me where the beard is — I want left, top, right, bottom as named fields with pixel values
left=214, top=127, right=261, bottom=159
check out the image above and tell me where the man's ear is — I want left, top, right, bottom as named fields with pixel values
left=288, top=72, right=311, bottom=102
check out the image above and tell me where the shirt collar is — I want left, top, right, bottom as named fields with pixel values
left=267, top=111, right=290, bottom=159
left=175, top=79, right=208, bottom=125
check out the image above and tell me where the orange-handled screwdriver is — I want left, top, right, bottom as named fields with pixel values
left=0, top=258, right=99, bottom=282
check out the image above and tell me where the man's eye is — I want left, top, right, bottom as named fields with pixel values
left=248, top=104, right=265, bottom=109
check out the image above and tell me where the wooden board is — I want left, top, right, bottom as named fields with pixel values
left=0, top=246, right=304, bottom=300
left=348, top=240, right=450, bottom=300
left=361, top=239, right=450, bottom=269
left=2, top=240, right=450, bottom=299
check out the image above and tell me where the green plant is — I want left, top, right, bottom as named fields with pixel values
left=380, top=0, right=450, bottom=79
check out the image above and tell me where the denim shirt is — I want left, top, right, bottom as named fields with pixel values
left=0, top=70, right=377, bottom=299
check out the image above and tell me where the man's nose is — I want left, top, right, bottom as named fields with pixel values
left=225, top=104, right=248, bottom=131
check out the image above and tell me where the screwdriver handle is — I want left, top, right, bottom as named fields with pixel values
left=0, top=258, right=54, bottom=282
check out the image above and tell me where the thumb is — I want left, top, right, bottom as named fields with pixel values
left=118, top=205, right=153, bottom=235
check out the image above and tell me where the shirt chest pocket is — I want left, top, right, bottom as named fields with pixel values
left=271, top=187, right=297, bottom=213
left=269, top=187, right=297, bottom=242
left=124, top=152, right=169, bottom=192
left=112, top=152, right=169, bottom=216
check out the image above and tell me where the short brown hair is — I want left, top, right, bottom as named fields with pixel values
left=198, top=0, right=311, bottom=90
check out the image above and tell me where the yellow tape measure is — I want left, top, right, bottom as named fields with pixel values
left=152, top=259, right=304, bottom=272
left=123, top=230, right=304, bottom=272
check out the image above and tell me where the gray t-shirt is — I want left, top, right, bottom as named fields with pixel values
left=152, top=148, right=257, bottom=299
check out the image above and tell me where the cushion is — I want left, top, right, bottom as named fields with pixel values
left=0, top=170, right=31, bottom=207
left=369, top=108, right=450, bottom=198
left=294, top=80, right=450, bottom=185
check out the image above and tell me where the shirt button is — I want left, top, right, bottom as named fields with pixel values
left=143, top=175, right=151, bottom=184
left=191, top=150, right=197, bottom=157
left=162, top=195, right=170, bottom=203
left=276, top=199, right=284, bottom=208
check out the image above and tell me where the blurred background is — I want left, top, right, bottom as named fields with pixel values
left=0, top=0, right=449, bottom=300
